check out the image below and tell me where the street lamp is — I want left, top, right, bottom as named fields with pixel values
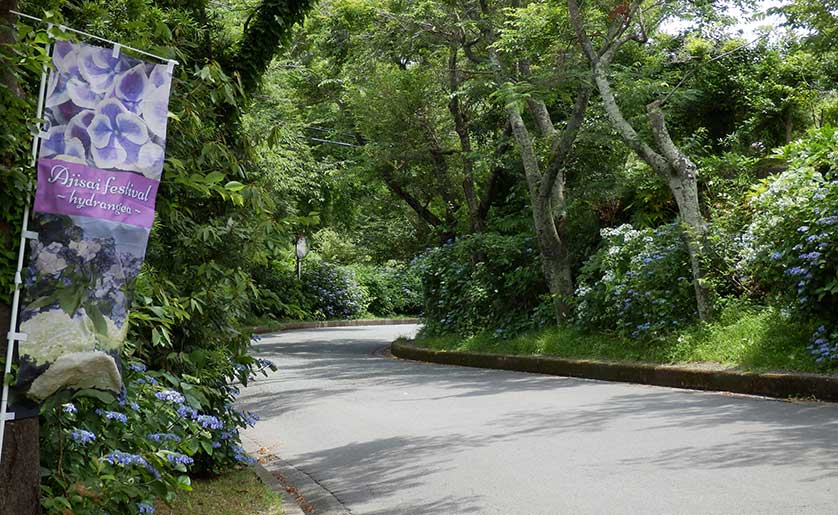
left=295, top=235, right=309, bottom=280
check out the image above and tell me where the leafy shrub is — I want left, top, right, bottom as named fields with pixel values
left=740, top=128, right=838, bottom=362
left=301, top=260, right=367, bottom=319
left=250, top=261, right=308, bottom=320
left=415, top=233, right=548, bottom=337
left=40, top=356, right=270, bottom=514
left=351, top=264, right=421, bottom=316
left=574, top=223, right=697, bottom=338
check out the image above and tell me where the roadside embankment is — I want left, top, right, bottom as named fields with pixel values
left=391, top=340, right=838, bottom=402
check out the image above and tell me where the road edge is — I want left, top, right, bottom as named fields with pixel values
left=390, top=340, right=838, bottom=402
left=252, top=319, right=420, bottom=334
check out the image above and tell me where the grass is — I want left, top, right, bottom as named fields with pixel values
left=414, top=303, right=836, bottom=375
left=155, top=469, right=283, bottom=515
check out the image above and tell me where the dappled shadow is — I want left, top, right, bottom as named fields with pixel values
left=240, top=326, right=838, bottom=513
left=290, top=435, right=485, bottom=514
left=484, top=389, right=838, bottom=481
left=239, top=335, right=591, bottom=420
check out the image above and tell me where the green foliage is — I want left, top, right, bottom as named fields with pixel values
left=350, top=263, right=421, bottom=316
left=575, top=223, right=698, bottom=338
left=739, top=127, right=838, bottom=362
left=415, top=233, right=549, bottom=338
left=39, top=360, right=269, bottom=514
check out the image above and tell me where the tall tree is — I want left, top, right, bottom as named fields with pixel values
left=567, top=0, right=712, bottom=320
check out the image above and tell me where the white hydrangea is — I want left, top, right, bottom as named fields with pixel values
left=69, top=239, right=102, bottom=262
left=34, top=243, right=67, bottom=275
left=19, top=309, right=96, bottom=366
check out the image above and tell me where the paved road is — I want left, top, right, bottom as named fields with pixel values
left=239, top=325, right=838, bottom=515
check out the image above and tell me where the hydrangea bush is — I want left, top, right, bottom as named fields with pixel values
left=415, top=233, right=549, bottom=338
left=300, top=260, right=367, bottom=319
left=740, top=129, right=838, bottom=362
left=40, top=357, right=270, bottom=514
left=574, top=223, right=698, bottom=338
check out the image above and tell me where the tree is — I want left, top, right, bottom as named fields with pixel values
left=567, top=0, right=713, bottom=320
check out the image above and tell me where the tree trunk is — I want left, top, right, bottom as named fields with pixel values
left=0, top=304, right=41, bottom=515
left=507, top=106, right=573, bottom=324
left=0, top=5, right=42, bottom=510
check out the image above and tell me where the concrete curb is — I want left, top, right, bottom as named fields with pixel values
left=391, top=340, right=838, bottom=402
left=252, top=318, right=420, bottom=334
left=252, top=462, right=305, bottom=515
left=256, top=457, right=351, bottom=515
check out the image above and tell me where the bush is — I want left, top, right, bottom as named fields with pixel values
left=301, top=260, right=367, bottom=319
left=351, top=264, right=421, bottom=316
left=250, top=261, right=308, bottom=321
left=415, top=233, right=549, bottom=337
left=574, top=223, right=698, bottom=338
left=739, top=128, right=838, bottom=363
left=40, top=356, right=270, bottom=514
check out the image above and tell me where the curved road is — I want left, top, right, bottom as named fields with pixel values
left=239, top=325, right=838, bottom=515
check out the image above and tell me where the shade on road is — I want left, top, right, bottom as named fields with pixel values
left=239, top=325, right=838, bottom=514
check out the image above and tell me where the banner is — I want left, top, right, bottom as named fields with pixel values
left=15, top=40, right=173, bottom=401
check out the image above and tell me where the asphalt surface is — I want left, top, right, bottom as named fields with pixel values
left=239, top=325, right=838, bottom=515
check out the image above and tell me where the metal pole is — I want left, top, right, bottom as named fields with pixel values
left=0, top=27, right=51, bottom=464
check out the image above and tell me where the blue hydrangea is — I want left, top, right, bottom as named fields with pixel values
left=195, top=414, right=223, bottom=430
left=70, top=429, right=96, bottom=445
left=166, top=452, right=194, bottom=466
left=102, top=451, right=160, bottom=478
left=137, top=501, right=154, bottom=514
left=96, top=409, right=128, bottom=424
left=147, top=433, right=182, bottom=443
left=241, top=411, right=260, bottom=427
left=129, top=363, right=147, bottom=373
left=176, top=405, right=197, bottom=419
left=154, top=390, right=186, bottom=404
left=769, top=251, right=783, bottom=260
left=62, top=403, right=77, bottom=414
left=232, top=445, right=256, bottom=464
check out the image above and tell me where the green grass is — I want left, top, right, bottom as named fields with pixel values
left=414, top=303, right=836, bottom=374
left=155, top=469, right=283, bottom=515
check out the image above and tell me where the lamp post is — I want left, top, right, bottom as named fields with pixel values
left=295, top=235, right=308, bottom=280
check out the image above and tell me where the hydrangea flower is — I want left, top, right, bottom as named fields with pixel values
left=166, top=452, right=194, bottom=466
left=137, top=502, right=155, bottom=514
left=177, top=405, right=198, bottom=419
left=195, top=414, right=223, bottom=430
left=102, top=450, right=160, bottom=478
left=154, top=390, right=186, bottom=404
left=70, top=429, right=96, bottom=445
left=96, top=409, right=128, bottom=424
left=147, top=433, right=182, bottom=443
left=129, top=363, right=147, bottom=373
left=62, top=403, right=77, bottom=414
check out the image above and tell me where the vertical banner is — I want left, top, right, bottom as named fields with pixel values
left=15, top=40, right=172, bottom=401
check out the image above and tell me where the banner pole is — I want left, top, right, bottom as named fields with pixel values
left=0, top=32, right=51, bottom=464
